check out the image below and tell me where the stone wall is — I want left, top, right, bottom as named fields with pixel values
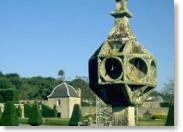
left=48, top=97, right=69, bottom=118
left=68, top=97, right=81, bottom=118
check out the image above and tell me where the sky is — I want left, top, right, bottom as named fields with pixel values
left=0, top=0, right=174, bottom=91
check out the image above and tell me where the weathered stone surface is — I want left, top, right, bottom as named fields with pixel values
left=112, top=106, right=135, bottom=126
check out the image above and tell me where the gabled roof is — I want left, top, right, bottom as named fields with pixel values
left=47, top=82, right=79, bottom=98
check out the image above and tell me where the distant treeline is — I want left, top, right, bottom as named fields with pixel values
left=0, top=71, right=95, bottom=105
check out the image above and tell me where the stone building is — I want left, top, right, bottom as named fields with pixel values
left=0, top=82, right=81, bottom=119
left=47, top=82, right=81, bottom=118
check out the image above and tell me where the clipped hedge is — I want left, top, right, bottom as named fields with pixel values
left=16, top=105, right=22, bottom=118
left=165, top=104, right=174, bottom=126
left=69, top=104, right=82, bottom=126
left=0, top=89, right=19, bottom=103
left=0, top=108, right=2, bottom=119
left=151, top=113, right=167, bottom=120
left=0, top=101, right=19, bottom=126
left=24, top=103, right=32, bottom=118
left=41, top=104, right=56, bottom=117
left=44, top=118, right=69, bottom=126
left=160, top=102, right=170, bottom=107
left=28, top=103, right=43, bottom=126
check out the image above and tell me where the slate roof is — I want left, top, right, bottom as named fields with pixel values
left=47, top=82, right=79, bottom=98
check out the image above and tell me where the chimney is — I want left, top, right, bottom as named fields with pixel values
left=77, top=88, right=81, bottom=98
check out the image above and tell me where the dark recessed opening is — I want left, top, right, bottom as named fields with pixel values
left=105, top=58, right=122, bottom=80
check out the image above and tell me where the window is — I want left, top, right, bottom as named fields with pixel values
left=57, top=100, right=61, bottom=106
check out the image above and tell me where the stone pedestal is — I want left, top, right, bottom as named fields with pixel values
left=112, top=106, right=135, bottom=126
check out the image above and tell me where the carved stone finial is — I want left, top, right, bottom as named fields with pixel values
left=111, top=0, right=132, bottom=18
left=108, top=0, right=135, bottom=40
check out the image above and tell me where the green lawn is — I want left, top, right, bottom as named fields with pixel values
left=18, top=118, right=166, bottom=126
left=18, top=118, right=70, bottom=126
left=138, top=119, right=166, bottom=126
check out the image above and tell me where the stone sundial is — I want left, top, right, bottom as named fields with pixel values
left=89, top=0, right=157, bottom=126
left=89, top=0, right=157, bottom=106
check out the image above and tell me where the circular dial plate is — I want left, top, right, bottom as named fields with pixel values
left=127, top=57, right=148, bottom=82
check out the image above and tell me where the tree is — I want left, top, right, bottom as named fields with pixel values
left=5, top=73, right=20, bottom=78
left=0, top=77, right=16, bottom=89
left=28, top=103, right=43, bottom=126
left=70, top=79, right=95, bottom=105
left=0, top=71, right=3, bottom=76
left=0, top=101, right=19, bottom=126
left=69, top=104, right=82, bottom=126
left=161, top=80, right=174, bottom=104
left=0, top=89, right=19, bottom=103
left=58, top=69, right=65, bottom=81
left=162, top=80, right=174, bottom=126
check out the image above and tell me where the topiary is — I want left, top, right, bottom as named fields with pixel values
left=28, top=103, right=43, bottom=126
left=69, top=104, right=82, bottom=126
left=53, top=104, right=57, bottom=117
left=0, top=107, right=2, bottom=119
left=24, top=103, right=32, bottom=118
left=16, top=105, right=22, bottom=118
left=165, top=104, right=174, bottom=126
left=0, top=101, right=19, bottom=126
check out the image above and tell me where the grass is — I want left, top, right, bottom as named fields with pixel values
left=138, top=119, right=166, bottom=126
left=18, top=118, right=70, bottom=126
left=18, top=118, right=28, bottom=124
left=44, top=118, right=69, bottom=126
left=18, top=118, right=166, bottom=126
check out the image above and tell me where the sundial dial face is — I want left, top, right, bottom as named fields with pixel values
left=105, top=57, right=122, bottom=80
left=99, top=57, right=123, bottom=82
left=126, top=57, right=148, bottom=82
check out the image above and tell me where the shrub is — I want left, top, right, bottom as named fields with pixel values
left=143, top=110, right=152, bottom=119
left=28, top=103, right=43, bottom=126
left=0, top=89, right=19, bottom=103
left=16, top=105, right=22, bottom=118
left=0, top=101, right=19, bottom=126
left=41, top=104, right=55, bottom=117
left=151, top=113, right=167, bottom=120
left=83, top=114, right=95, bottom=123
left=69, top=104, right=82, bottom=126
left=44, top=118, right=69, bottom=126
left=160, top=102, right=170, bottom=107
left=24, top=103, right=32, bottom=118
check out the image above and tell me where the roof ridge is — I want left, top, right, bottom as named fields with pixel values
left=65, top=83, right=79, bottom=97
left=47, top=83, right=65, bottom=98
left=64, top=82, right=71, bottom=97
left=47, top=82, right=79, bottom=98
